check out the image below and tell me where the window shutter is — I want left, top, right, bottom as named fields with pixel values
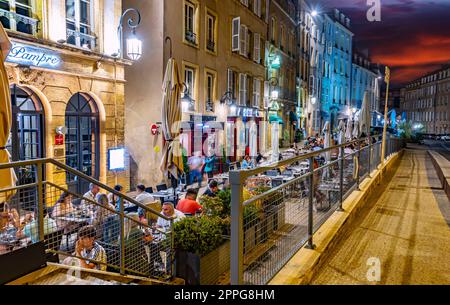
left=253, top=79, right=261, bottom=107
left=240, top=25, right=248, bottom=56
left=227, top=69, right=233, bottom=95
left=239, top=73, right=247, bottom=105
left=232, top=17, right=240, bottom=51
left=264, top=81, right=270, bottom=108
left=253, top=33, right=260, bottom=63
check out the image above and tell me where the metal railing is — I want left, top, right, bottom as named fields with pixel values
left=185, top=31, right=197, bottom=45
left=66, top=28, right=97, bottom=50
left=230, top=135, right=405, bottom=284
left=0, top=158, right=174, bottom=281
left=0, top=8, right=39, bottom=35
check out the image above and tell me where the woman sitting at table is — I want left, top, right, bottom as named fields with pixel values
left=92, top=193, right=115, bottom=239
left=52, top=192, right=75, bottom=228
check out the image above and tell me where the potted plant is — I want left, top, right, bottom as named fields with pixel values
left=173, top=216, right=229, bottom=285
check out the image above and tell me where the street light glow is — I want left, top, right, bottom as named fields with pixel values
left=126, top=37, right=142, bottom=61
left=311, top=10, right=318, bottom=17
left=271, top=90, right=279, bottom=99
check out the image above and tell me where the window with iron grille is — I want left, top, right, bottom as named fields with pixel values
left=185, top=67, right=195, bottom=100
left=66, top=0, right=95, bottom=49
left=206, top=13, right=215, bottom=52
left=184, top=1, right=197, bottom=45
left=206, top=72, right=215, bottom=112
left=0, top=0, right=37, bottom=35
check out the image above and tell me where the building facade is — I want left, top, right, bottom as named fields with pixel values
left=402, top=64, right=450, bottom=135
left=320, top=9, right=353, bottom=131
left=298, top=1, right=324, bottom=136
left=267, top=0, right=298, bottom=147
left=351, top=51, right=381, bottom=126
left=2, top=0, right=130, bottom=194
left=124, top=0, right=269, bottom=187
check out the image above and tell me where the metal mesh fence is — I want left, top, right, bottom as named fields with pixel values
left=232, top=137, right=405, bottom=285
left=0, top=163, right=40, bottom=255
left=242, top=171, right=311, bottom=285
left=0, top=160, right=174, bottom=282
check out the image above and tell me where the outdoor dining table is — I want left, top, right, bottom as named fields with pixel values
left=54, top=214, right=91, bottom=252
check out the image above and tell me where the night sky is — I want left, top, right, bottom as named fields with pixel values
left=317, top=0, right=450, bottom=87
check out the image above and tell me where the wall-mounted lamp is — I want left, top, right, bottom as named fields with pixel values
left=112, top=8, right=142, bottom=61
left=181, top=83, right=195, bottom=112
left=220, top=91, right=236, bottom=106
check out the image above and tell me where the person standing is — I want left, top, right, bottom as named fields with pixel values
left=203, top=153, right=216, bottom=180
left=188, top=152, right=204, bottom=188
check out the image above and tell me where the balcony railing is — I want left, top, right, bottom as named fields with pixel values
left=207, top=40, right=215, bottom=52
left=0, top=8, right=39, bottom=35
left=66, top=28, right=97, bottom=50
left=185, top=31, right=197, bottom=45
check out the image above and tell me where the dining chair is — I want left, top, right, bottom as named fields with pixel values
left=145, top=187, right=153, bottom=194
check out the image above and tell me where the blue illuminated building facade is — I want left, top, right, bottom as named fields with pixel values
left=320, top=9, right=353, bottom=129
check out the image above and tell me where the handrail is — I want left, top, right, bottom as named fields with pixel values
left=47, top=158, right=171, bottom=221
left=231, top=136, right=373, bottom=181
left=0, top=158, right=171, bottom=221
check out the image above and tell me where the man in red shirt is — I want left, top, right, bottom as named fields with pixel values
left=176, top=189, right=203, bottom=215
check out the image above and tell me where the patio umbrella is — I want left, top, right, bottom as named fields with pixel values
left=160, top=58, right=184, bottom=179
left=0, top=24, right=16, bottom=203
left=322, top=121, right=331, bottom=162
left=345, top=118, right=353, bottom=141
left=359, top=91, right=371, bottom=138
left=271, top=122, right=279, bottom=163
left=249, top=121, right=258, bottom=158
left=352, top=120, right=360, bottom=139
left=338, top=120, right=346, bottom=158
left=338, top=120, right=346, bottom=145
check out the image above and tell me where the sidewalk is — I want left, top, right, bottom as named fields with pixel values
left=311, top=149, right=450, bottom=284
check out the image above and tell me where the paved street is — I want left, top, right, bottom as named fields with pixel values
left=311, top=148, right=450, bottom=284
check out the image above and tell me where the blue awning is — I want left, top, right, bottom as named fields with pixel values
left=269, top=115, right=284, bottom=124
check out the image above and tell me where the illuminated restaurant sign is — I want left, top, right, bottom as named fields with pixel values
left=6, top=42, right=61, bottom=69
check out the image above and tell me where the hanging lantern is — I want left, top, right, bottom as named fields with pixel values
left=126, top=37, right=142, bottom=61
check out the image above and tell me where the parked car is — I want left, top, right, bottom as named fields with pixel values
left=442, top=135, right=450, bottom=141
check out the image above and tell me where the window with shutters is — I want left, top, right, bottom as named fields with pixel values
left=227, top=69, right=237, bottom=99
left=253, top=0, right=261, bottom=17
left=280, top=24, right=285, bottom=51
left=264, top=81, right=270, bottom=108
left=253, top=79, right=261, bottom=108
left=205, top=9, right=217, bottom=54
left=239, top=73, right=247, bottom=106
left=270, top=17, right=276, bottom=44
left=184, top=0, right=198, bottom=46
left=253, top=32, right=260, bottom=63
left=231, top=17, right=240, bottom=52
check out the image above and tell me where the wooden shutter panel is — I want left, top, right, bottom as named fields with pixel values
left=232, top=17, right=240, bottom=51
left=264, top=80, right=269, bottom=108
left=253, top=33, right=260, bottom=63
